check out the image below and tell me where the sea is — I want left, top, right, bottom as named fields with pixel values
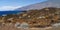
left=0, top=11, right=26, bottom=16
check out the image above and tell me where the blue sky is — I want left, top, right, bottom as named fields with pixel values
left=0, top=0, right=47, bottom=11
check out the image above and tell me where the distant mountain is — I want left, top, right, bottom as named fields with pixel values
left=0, top=0, right=60, bottom=16
left=16, top=0, right=60, bottom=11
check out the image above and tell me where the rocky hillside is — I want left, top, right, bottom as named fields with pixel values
left=0, top=7, right=60, bottom=29
left=0, top=7, right=60, bottom=28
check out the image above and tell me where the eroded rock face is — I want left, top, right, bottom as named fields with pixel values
left=20, top=22, right=29, bottom=28
left=15, top=22, right=29, bottom=29
left=15, top=22, right=21, bottom=28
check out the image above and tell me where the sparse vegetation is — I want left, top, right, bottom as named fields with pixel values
left=0, top=7, right=60, bottom=30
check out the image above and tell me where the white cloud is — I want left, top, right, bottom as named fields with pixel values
left=0, top=6, right=21, bottom=11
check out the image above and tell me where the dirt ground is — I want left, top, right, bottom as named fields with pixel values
left=0, top=24, right=60, bottom=30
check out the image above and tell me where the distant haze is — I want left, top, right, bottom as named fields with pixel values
left=0, top=0, right=47, bottom=11
left=0, top=6, right=21, bottom=11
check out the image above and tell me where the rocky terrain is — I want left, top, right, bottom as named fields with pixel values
left=0, top=7, right=60, bottom=30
